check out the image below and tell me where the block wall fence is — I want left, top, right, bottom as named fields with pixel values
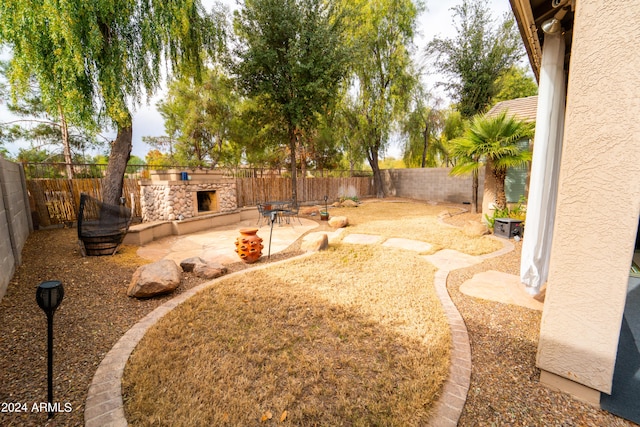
left=382, top=167, right=485, bottom=206
left=0, top=158, right=33, bottom=301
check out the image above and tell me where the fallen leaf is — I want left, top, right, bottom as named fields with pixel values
left=261, top=410, right=273, bottom=423
left=279, top=410, right=288, bottom=422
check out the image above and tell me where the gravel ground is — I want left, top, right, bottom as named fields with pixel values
left=444, top=215, right=635, bottom=426
left=0, top=226, right=305, bottom=427
left=0, top=209, right=636, bottom=426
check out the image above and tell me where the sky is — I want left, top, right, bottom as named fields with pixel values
left=0, top=0, right=514, bottom=160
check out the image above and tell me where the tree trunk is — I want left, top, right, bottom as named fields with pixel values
left=493, top=167, right=508, bottom=210
left=421, top=122, right=429, bottom=168
left=288, top=127, right=298, bottom=206
left=300, top=144, right=306, bottom=204
left=472, top=168, right=479, bottom=214
left=102, top=123, right=132, bottom=206
left=58, top=104, right=73, bottom=179
left=367, top=146, right=384, bottom=198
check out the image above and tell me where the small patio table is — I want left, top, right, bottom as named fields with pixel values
left=259, top=201, right=291, bottom=225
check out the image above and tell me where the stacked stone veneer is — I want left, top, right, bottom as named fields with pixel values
left=141, top=172, right=237, bottom=221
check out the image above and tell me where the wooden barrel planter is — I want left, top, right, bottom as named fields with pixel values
left=79, top=231, right=127, bottom=256
left=77, top=193, right=132, bottom=256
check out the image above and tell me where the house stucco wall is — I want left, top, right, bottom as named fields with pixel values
left=536, top=1, right=640, bottom=395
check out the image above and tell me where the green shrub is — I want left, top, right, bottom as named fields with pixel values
left=484, top=196, right=527, bottom=230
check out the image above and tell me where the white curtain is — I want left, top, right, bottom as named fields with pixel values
left=520, top=32, right=566, bottom=295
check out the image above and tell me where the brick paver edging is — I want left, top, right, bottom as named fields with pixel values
left=428, top=268, right=472, bottom=426
left=426, top=236, right=514, bottom=426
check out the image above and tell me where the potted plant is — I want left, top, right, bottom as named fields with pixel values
left=320, top=195, right=329, bottom=220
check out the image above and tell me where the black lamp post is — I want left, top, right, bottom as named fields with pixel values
left=36, top=280, right=64, bottom=419
left=268, top=210, right=277, bottom=260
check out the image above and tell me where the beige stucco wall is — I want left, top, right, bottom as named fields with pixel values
left=536, top=1, right=640, bottom=394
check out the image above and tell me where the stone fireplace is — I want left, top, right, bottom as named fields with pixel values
left=197, top=190, right=218, bottom=213
left=140, top=169, right=237, bottom=222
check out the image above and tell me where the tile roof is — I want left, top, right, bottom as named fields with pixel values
left=485, top=95, right=538, bottom=122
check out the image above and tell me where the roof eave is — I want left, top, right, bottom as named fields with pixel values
left=509, top=0, right=542, bottom=82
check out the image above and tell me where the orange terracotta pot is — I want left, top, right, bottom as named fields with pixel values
left=234, top=228, right=264, bottom=263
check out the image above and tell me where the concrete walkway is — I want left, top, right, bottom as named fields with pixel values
left=136, top=217, right=319, bottom=265
left=85, top=226, right=526, bottom=426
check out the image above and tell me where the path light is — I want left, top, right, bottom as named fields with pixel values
left=36, top=280, right=64, bottom=419
left=268, top=210, right=277, bottom=260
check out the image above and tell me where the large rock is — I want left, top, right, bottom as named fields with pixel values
left=328, top=216, right=349, bottom=228
left=193, top=262, right=227, bottom=279
left=463, top=220, right=490, bottom=237
left=301, top=233, right=329, bottom=252
left=180, top=257, right=206, bottom=272
left=300, top=206, right=320, bottom=216
left=128, top=259, right=182, bottom=298
left=181, top=256, right=228, bottom=279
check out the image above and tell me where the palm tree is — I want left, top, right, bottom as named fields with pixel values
left=449, top=111, right=534, bottom=212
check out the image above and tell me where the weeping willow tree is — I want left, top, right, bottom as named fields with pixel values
left=0, top=0, right=224, bottom=204
left=339, top=0, right=421, bottom=197
left=401, top=92, right=447, bottom=168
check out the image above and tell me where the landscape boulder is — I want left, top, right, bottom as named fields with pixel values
left=180, top=257, right=207, bottom=272
left=181, top=257, right=228, bottom=279
left=300, top=206, right=320, bottom=216
left=464, top=220, right=490, bottom=237
left=301, top=233, right=329, bottom=252
left=328, top=216, right=349, bottom=228
left=127, top=259, right=182, bottom=298
left=193, top=262, right=228, bottom=279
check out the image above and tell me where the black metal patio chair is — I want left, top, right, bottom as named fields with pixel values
left=256, top=203, right=271, bottom=226
left=281, top=202, right=302, bottom=226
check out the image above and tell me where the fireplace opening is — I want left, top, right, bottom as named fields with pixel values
left=197, top=190, right=218, bottom=213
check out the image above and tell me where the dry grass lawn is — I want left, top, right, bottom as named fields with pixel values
left=124, top=249, right=450, bottom=426
left=330, top=201, right=502, bottom=255
left=123, top=200, right=498, bottom=426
